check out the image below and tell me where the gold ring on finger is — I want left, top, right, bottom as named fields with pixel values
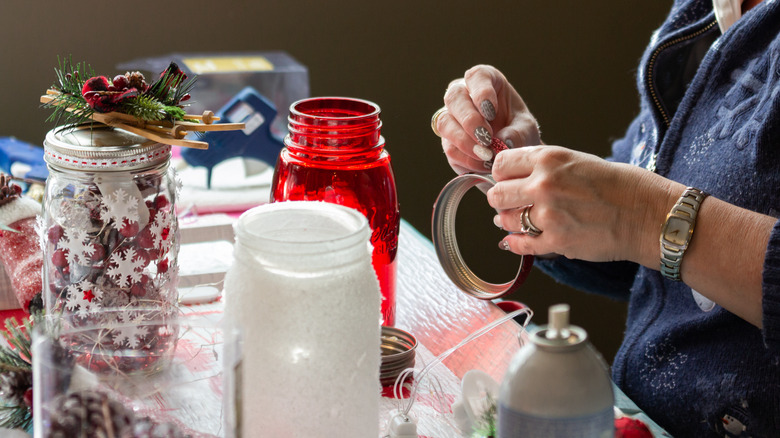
left=431, top=107, right=448, bottom=138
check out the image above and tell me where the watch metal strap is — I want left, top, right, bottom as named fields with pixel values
left=660, top=187, right=708, bottom=281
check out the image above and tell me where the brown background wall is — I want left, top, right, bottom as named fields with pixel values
left=0, top=1, right=673, bottom=362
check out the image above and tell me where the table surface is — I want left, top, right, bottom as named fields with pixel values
left=1, top=219, right=670, bottom=437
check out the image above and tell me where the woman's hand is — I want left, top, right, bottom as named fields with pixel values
left=488, top=145, right=675, bottom=264
left=487, top=144, right=773, bottom=328
left=434, top=65, right=542, bottom=174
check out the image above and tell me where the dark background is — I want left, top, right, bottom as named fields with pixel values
left=0, top=1, right=673, bottom=363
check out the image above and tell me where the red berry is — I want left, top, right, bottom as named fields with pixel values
left=130, top=283, right=147, bottom=297
left=135, top=248, right=152, bottom=265
left=157, top=259, right=169, bottom=274
left=23, top=388, right=33, bottom=409
left=137, top=228, right=155, bottom=249
left=112, top=74, right=129, bottom=90
left=47, top=225, right=64, bottom=244
left=180, top=94, right=191, bottom=102
left=155, top=195, right=169, bottom=210
left=147, top=249, right=160, bottom=261
left=119, top=219, right=139, bottom=238
left=52, top=249, right=68, bottom=268
left=90, top=243, right=106, bottom=262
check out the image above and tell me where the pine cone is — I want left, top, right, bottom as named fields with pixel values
left=125, top=71, right=148, bottom=92
left=0, top=370, right=32, bottom=406
left=0, top=173, right=21, bottom=207
left=47, top=390, right=134, bottom=438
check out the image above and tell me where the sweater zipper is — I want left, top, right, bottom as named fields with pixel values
left=644, top=20, right=718, bottom=172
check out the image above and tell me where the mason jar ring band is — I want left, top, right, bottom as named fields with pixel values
left=432, top=173, right=534, bottom=300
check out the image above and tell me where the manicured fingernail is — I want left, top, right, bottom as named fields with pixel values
left=504, top=138, right=514, bottom=149
left=473, top=144, right=494, bottom=161
left=499, top=240, right=511, bottom=251
left=493, top=215, right=503, bottom=229
left=481, top=100, right=496, bottom=122
left=475, top=126, right=491, bottom=147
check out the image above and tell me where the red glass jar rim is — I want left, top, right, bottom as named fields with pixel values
left=289, top=97, right=381, bottom=128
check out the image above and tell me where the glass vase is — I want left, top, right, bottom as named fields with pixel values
left=270, top=97, right=399, bottom=326
left=223, top=201, right=381, bottom=438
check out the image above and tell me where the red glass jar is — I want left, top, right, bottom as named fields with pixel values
left=271, top=97, right=400, bottom=326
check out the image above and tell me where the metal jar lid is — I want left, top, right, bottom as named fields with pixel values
left=380, top=326, right=417, bottom=387
left=43, top=123, right=171, bottom=172
left=432, top=173, right=534, bottom=300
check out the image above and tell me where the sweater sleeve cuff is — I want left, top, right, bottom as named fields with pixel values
left=761, top=218, right=780, bottom=352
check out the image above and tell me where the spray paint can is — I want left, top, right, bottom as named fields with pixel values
left=498, top=304, right=614, bottom=437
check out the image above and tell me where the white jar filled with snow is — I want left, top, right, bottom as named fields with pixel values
left=224, top=201, right=381, bottom=438
left=42, top=124, right=179, bottom=328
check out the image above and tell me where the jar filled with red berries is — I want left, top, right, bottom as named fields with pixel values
left=42, top=124, right=179, bottom=324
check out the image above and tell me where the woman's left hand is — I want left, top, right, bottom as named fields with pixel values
left=488, top=145, right=675, bottom=264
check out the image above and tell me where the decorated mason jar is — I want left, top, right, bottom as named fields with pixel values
left=42, top=124, right=179, bottom=322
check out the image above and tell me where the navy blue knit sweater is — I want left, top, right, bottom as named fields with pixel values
left=535, top=0, right=780, bottom=436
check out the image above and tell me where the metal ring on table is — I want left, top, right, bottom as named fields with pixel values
left=432, top=173, right=534, bottom=300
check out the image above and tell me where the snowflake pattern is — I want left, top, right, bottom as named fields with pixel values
left=65, top=280, right=103, bottom=317
left=58, top=228, right=95, bottom=265
left=99, top=188, right=139, bottom=225
left=639, top=336, right=688, bottom=393
left=106, top=247, right=144, bottom=288
left=149, top=209, right=173, bottom=251
left=110, top=312, right=149, bottom=348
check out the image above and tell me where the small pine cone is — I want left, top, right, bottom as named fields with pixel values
left=121, top=416, right=192, bottom=438
left=0, top=173, right=20, bottom=207
left=47, top=390, right=134, bottom=438
left=0, top=370, right=32, bottom=405
left=125, top=71, right=148, bottom=91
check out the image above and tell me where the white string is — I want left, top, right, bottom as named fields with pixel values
left=396, top=307, right=534, bottom=416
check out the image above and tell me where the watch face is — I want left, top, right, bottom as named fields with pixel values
left=664, top=216, right=692, bottom=247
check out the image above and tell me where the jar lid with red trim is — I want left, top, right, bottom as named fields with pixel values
left=43, top=123, right=171, bottom=172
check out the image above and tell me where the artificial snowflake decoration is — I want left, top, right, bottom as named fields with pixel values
left=111, top=312, right=149, bottom=348
left=106, top=247, right=144, bottom=288
left=99, top=187, right=139, bottom=226
left=58, top=228, right=94, bottom=265
left=65, top=280, right=104, bottom=317
left=149, top=209, right=173, bottom=251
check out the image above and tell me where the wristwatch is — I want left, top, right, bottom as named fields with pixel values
left=660, top=187, right=709, bottom=281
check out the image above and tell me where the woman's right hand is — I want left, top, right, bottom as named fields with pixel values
left=434, top=65, right=542, bottom=174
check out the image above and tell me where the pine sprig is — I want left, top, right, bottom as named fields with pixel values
left=472, top=393, right=497, bottom=437
left=54, top=56, right=94, bottom=95
left=43, top=56, right=95, bottom=125
left=144, top=62, right=196, bottom=107
left=0, top=317, right=34, bottom=431
left=0, top=403, right=31, bottom=430
left=121, top=94, right=166, bottom=121
left=2, top=318, right=33, bottom=366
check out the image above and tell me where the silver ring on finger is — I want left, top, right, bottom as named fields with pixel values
left=520, top=205, right=543, bottom=237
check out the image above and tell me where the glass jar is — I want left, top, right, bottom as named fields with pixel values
left=271, top=97, right=400, bottom=326
left=223, top=201, right=380, bottom=437
left=42, top=124, right=179, bottom=321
